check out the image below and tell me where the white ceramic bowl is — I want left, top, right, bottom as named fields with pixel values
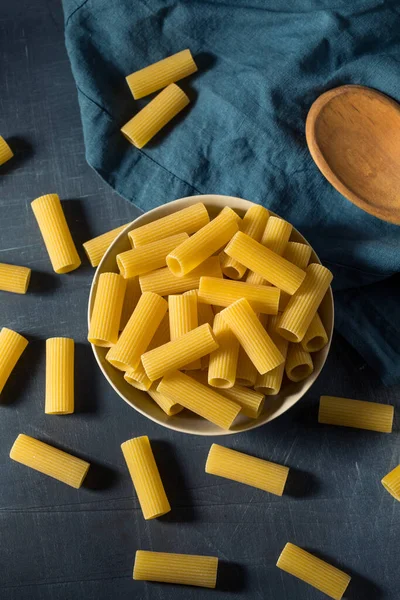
left=88, top=195, right=334, bottom=436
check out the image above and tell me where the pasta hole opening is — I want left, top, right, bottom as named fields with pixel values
left=56, top=262, right=81, bottom=274
left=256, top=386, right=278, bottom=396
left=124, top=377, right=149, bottom=391
left=166, top=256, right=184, bottom=277
left=121, top=129, right=140, bottom=149
left=290, top=364, right=312, bottom=382
left=306, top=336, right=326, bottom=352
left=208, top=377, right=232, bottom=389
left=223, top=266, right=241, bottom=279
left=277, top=328, right=299, bottom=343
left=88, top=337, right=113, bottom=348
left=236, top=378, right=254, bottom=387
left=107, top=358, right=129, bottom=372
left=116, top=255, right=127, bottom=277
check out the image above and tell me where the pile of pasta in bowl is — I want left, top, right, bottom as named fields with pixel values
left=88, top=195, right=333, bottom=435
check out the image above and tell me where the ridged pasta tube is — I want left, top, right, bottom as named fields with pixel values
left=285, top=343, right=314, bottom=382
left=119, top=276, right=142, bottom=330
left=147, top=386, right=183, bottom=416
left=235, top=348, right=258, bottom=387
left=208, top=312, right=239, bottom=388
left=0, top=328, right=28, bottom=395
left=133, top=550, right=218, bottom=588
left=83, top=223, right=129, bottom=267
left=139, top=256, right=222, bottom=295
left=301, top=313, right=328, bottom=352
left=318, top=396, right=394, bottom=433
left=0, top=135, right=13, bottom=165
left=199, top=276, right=280, bottom=314
left=246, top=216, right=292, bottom=285
left=0, top=262, right=31, bottom=294
left=45, top=338, right=74, bottom=414
left=255, top=315, right=288, bottom=395
left=88, top=273, right=126, bottom=347
left=117, top=232, right=188, bottom=278
left=280, top=242, right=313, bottom=310
left=169, top=291, right=200, bottom=369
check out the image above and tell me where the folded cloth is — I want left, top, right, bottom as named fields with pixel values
left=63, top=0, right=400, bottom=384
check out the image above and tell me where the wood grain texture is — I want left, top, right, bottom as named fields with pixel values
left=0, top=2, right=400, bottom=600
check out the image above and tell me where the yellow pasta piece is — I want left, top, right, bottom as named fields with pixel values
left=193, top=292, right=215, bottom=369
left=107, top=292, right=167, bottom=371
left=220, top=204, right=269, bottom=279
left=226, top=232, right=305, bottom=295
left=206, top=444, right=289, bottom=495
left=117, top=232, right=188, bottom=278
left=121, top=436, right=170, bottom=519
left=0, top=262, right=31, bottom=294
left=139, top=256, right=222, bottom=295
left=218, top=385, right=264, bottom=418
left=208, top=312, right=239, bottom=388
left=169, top=291, right=200, bottom=369
left=0, top=328, right=28, bottom=395
left=277, top=543, right=351, bottom=600
left=166, top=207, right=239, bottom=277
left=236, top=347, right=258, bottom=387
left=285, top=343, right=313, bottom=383
left=318, top=396, right=394, bottom=433
left=10, top=434, right=89, bottom=489
left=120, top=276, right=142, bottom=330
left=129, top=203, right=210, bottom=247
left=220, top=298, right=284, bottom=375
left=301, top=312, right=328, bottom=352
left=283, top=241, right=312, bottom=270
left=199, top=276, right=280, bottom=315
left=83, top=223, right=129, bottom=267
left=31, top=194, right=81, bottom=274
left=147, top=385, right=183, bottom=416
left=255, top=315, right=289, bottom=395
left=124, top=314, right=170, bottom=391
left=88, top=272, right=126, bottom=346
left=121, top=83, right=189, bottom=149
left=157, top=371, right=241, bottom=429
left=126, top=49, right=198, bottom=100
left=0, top=135, right=13, bottom=165
left=45, top=338, right=74, bottom=414
left=278, top=263, right=333, bottom=342
left=133, top=550, right=218, bottom=588
left=381, top=464, right=400, bottom=501
left=142, top=323, right=218, bottom=381
left=246, top=216, right=292, bottom=285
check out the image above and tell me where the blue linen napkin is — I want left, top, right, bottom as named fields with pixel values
left=63, top=0, right=400, bottom=384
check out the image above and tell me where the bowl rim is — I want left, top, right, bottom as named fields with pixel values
left=88, top=194, right=334, bottom=436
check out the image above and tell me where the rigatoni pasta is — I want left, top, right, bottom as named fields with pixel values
left=157, top=371, right=241, bottom=429
left=166, top=207, right=239, bottom=277
left=225, top=232, right=306, bottom=295
left=117, top=232, right=188, bottom=278
left=121, top=83, right=189, bottom=149
left=121, top=436, right=170, bottom=519
left=381, top=465, right=400, bottom=501
left=255, top=315, right=289, bottom=395
left=246, top=216, right=292, bottom=285
left=301, top=313, right=328, bottom=352
left=276, top=543, right=351, bottom=600
left=133, top=550, right=218, bottom=588
left=285, top=343, right=314, bottom=382
left=218, top=384, right=264, bottom=418
left=220, top=298, right=284, bottom=374
left=169, top=291, right=200, bottom=369
left=119, top=276, right=142, bottom=330
left=198, top=276, right=280, bottom=314
left=31, top=193, right=81, bottom=274
left=208, top=312, right=240, bottom=388
left=126, top=49, right=198, bottom=100
left=0, top=328, right=28, bottom=395
left=107, top=292, right=167, bottom=371
left=318, top=396, right=394, bottom=433
left=88, top=272, right=126, bottom=346
left=10, top=434, right=89, bottom=489
left=83, top=223, right=129, bottom=267
left=45, top=337, right=74, bottom=414
left=0, top=262, right=31, bottom=294
left=283, top=241, right=312, bottom=270
left=0, top=135, right=13, bottom=165
left=139, top=256, right=222, bottom=295
left=206, top=444, right=289, bottom=495
left=236, top=348, right=258, bottom=387
left=147, top=386, right=183, bottom=416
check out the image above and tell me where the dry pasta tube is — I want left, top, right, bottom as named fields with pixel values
left=277, top=543, right=351, bottom=600
left=318, top=396, right=394, bottom=433
left=117, top=232, right=188, bottom=278
left=196, top=297, right=215, bottom=369
left=10, top=434, right=89, bottom=489
left=381, top=465, right=400, bottom=501
left=236, top=347, right=258, bottom=387
left=126, top=49, right=198, bottom=100
left=301, top=312, right=328, bottom=352
left=142, top=323, right=218, bottom=381
left=121, top=83, right=189, bottom=149
left=147, top=385, right=183, bottom=416
left=45, top=338, right=74, bottom=414
left=220, top=298, right=284, bottom=375
left=199, top=276, right=280, bottom=315
left=167, top=207, right=239, bottom=277
left=206, top=444, right=289, bottom=495
left=218, top=385, right=264, bottom=419
left=121, top=436, right=170, bottom=519
left=120, top=276, right=142, bottom=330
left=31, top=194, right=81, bottom=274
left=283, top=241, right=312, bottom=270
left=169, top=291, right=200, bottom=369
left=158, top=371, right=241, bottom=429
left=0, top=136, right=13, bottom=165
left=220, top=204, right=269, bottom=279
left=278, top=263, right=333, bottom=343
left=129, top=203, right=209, bottom=247
left=285, top=344, right=314, bottom=383
left=208, top=312, right=239, bottom=388
left=246, top=216, right=292, bottom=285
left=133, top=550, right=218, bottom=588
left=83, top=223, right=129, bottom=267
left=0, top=263, right=31, bottom=294
left=225, top=232, right=305, bottom=295
left=0, top=328, right=28, bottom=395
left=140, top=256, right=222, bottom=295
left=255, top=315, right=288, bottom=395
left=88, top=273, right=126, bottom=347
left=107, top=292, right=167, bottom=371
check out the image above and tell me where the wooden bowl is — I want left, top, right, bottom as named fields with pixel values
left=88, top=195, right=334, bottom=436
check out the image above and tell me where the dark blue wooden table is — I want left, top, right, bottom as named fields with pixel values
left=1, top=2, right=399, bottom=599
